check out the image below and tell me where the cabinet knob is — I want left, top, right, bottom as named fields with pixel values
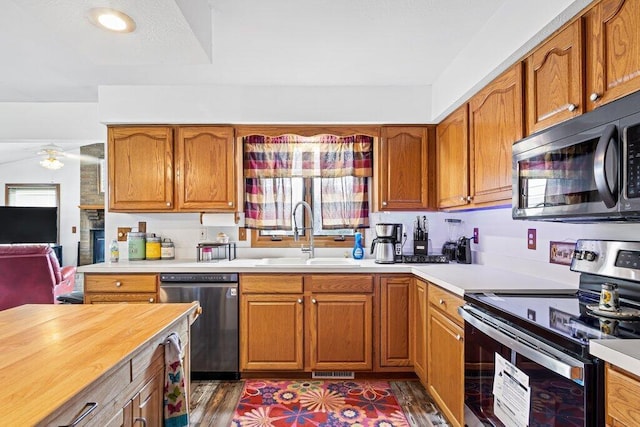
left=228, top=201, right=233, bottom=207
left=166, top=202, right=171, bottom=206
left=382, top=201, right=387, bottom=206
left=567, top=103, right=577, bottom=112
left=590, top=92, right=600, bottom=102
left=460, top=196, right=466, bottom=202
left=297, top=298, right=303, bottom=304
left=439, top=299, right=445, bottom=305
left=466, top=196, right=473, bottom=202
left=148, top=298, right=155, bottom=303
left=114, top=281, right=122, bottom=287
left=312, top=298, right=317, bottom=304
left=456, top=334, right=463, bottom=341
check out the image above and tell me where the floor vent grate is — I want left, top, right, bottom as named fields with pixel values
left=312, top=371, right=355, bottom=379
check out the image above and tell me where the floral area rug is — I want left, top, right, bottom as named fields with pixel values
left=231, top=380, right=410, bottom=426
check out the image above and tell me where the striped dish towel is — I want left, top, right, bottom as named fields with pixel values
left=164, top=333, right=189, bottom=427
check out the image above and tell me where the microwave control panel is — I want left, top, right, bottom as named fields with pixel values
left=626, top=123, right=640, bottom=198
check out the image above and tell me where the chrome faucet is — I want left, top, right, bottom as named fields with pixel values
left=292, top=201, right=315, bottom=258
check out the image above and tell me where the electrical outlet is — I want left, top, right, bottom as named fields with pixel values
left=199, top=228, right=207, bottom=241
left=527, top=228, right=537, bottom=250
left=473, top=227, right=479, bottom=244
left=117, top=227, right=132, bottom=242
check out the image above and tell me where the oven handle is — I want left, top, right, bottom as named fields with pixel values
left=459, top=305, right=585, bottom=384
left=593, top=123, right=618, bottom=209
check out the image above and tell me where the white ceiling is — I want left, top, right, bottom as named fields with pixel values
left=0, top=0, right=509, bottom=103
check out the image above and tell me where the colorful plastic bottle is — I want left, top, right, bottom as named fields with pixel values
left=352, top=232, right=364, bottom=260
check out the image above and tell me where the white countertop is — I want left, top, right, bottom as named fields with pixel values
left=78, top=258, right=577, bottom=296
left=590, top=340, right=640, bottom=376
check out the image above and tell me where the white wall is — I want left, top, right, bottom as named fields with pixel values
left=0, top=152, right=80, bottom=266
left=98, top=85, right=432, bottom=124
left=430, top=0, right=592, bottom=121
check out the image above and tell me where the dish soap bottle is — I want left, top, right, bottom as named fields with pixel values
left=352, top=231, right=364, bottom=260
left=109, top=239, right=119, bottom=263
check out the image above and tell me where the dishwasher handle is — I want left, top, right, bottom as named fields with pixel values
left=159, top=282, right=238, bottom=288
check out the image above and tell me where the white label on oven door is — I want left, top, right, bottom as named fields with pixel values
left=493, top=353, right=531, bottom=427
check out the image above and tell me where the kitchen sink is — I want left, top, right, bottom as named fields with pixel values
left=255, top=257, right=360, bottom=268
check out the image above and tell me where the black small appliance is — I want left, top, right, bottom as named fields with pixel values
left=455, top=237, right=472, bottom=264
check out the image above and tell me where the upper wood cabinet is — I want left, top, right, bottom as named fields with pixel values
left=436, top=104, right=470, bottom=209
left=108, top=125, right=237, bottom=212
left=525, top=20, right=583, bottom=134
left=469, top=64, right=524, bottom=206
left=376, top=126, right=434, bottom=211
left=109, top=126, right=174, bottom=211
left=584, top=0, right=640, bottom=111
left=175, top=126, right=237, bottom=211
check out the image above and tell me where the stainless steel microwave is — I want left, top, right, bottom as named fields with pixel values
left=513, top=90, right=640, bottom=222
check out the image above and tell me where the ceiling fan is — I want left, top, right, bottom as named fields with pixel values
left=36, top=143, right=102, bottom=170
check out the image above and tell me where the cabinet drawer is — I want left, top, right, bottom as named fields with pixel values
left=241, top=274, right=303, bottom=293
left=607, top=364, right=640, bottom=426
left=428, top=284, right=464, bottom=326
left=85, top=274, right=158, bottom=293
left=307, top=274, right=374, bottom=293
left=85, top=293, right=158, bottom=304
left=42, top=362, right=130, bottom=426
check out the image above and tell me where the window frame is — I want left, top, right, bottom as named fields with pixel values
left=236, top=125, right=379, bottom=249
left=5, top=183, right=61, bottom=244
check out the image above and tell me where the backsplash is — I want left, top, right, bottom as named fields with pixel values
left=105, top=206, right=640, bottom=288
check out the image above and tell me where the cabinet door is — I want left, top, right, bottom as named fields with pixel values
left=606, top=363, right=640, bottom=426
left=108, top=126, right=174, bottom=211
left=130, top=368, right=164, bottom=427
left=309, top=294, right=373, bottom=370
left=413, top=279, right=428, bottom=385
left=469, top=64, right=523, bottom=206
left=526, top=20, right=583, bottom=134
left=585, top=0, right=640, bottom=111
left=377, top=126, right=432, bottom=211
left=241, top=294, right=304, bottom=370
left=379, top=276, right=412, bottom=368
left=176, top=126, right=237, bottom=211
left=428, top=307, right=464, bottom=427
left=436, top=104, right=470, bottom=209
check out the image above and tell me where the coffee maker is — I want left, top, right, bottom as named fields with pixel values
left=371, top=223, right=402, bottom=264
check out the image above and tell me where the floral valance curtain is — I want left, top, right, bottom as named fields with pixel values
left=244, top=134, right=373, bottom=230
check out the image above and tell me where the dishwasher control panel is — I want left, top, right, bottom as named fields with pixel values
left=160, top=273, right=238, bottom=283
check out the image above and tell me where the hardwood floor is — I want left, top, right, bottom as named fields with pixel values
left=189, top=379, right=450, bottom=426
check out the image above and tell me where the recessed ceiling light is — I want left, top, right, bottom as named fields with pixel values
left=88, top=8, right=136, bottom=33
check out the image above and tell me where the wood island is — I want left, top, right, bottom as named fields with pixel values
left=1, top=302, right=200, bottom=426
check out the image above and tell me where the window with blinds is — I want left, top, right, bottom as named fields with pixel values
left=5, top=184, right=60, bottom=207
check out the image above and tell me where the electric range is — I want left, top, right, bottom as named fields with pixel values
left=460, top=239, right=640, bottom=427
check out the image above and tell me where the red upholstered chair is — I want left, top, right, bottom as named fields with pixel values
left=0, top=244, right=76, bottom=311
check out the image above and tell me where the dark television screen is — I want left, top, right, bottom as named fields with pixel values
left=0, top=206, right=58, bottom=244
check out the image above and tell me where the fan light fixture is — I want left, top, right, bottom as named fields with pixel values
left=88, top=8, right=136, bottom=33
left=40, top=157, right=64, bottom=170
left=37, top=144, right=65, bottom=170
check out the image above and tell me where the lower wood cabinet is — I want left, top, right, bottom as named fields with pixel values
left=606, top=363, right=640, bottom=426
left=379, top=275, right=413, bottom=369
left=240, top=273, right=373, bottom=372
left=412, top=278, right=428, bottom=385
left=427, top=284, right=464, bottom=427
left=84, top=274, right=159, bottom=304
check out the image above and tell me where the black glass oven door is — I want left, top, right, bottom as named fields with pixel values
left=462, top=306, right=599, bottom=427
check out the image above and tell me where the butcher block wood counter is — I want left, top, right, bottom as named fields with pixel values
left=1, top=302, right=200, bottom=426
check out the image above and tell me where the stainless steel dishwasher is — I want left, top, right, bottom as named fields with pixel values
left=159, top=273, right=239, bottom=380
